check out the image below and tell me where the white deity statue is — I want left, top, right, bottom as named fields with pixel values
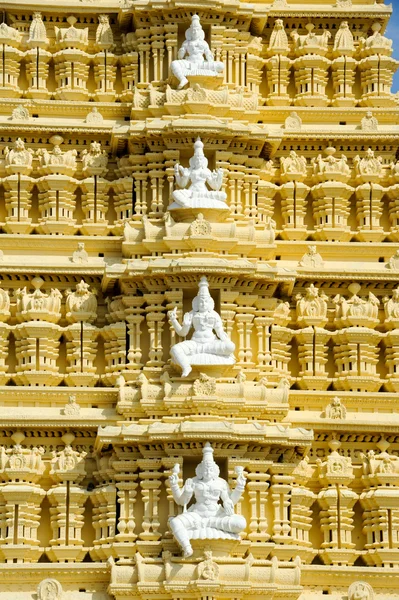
left=169, top=442, right=246, bottom=557
left=170, top=15, right=224, bottom=89
left=170, top=139, right=227, bottom=210
left=168, top=276, right=235, bottom=377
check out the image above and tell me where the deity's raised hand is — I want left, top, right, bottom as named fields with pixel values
left=168, top=307, right=178, bottom=323
left=169, top=463, right=180, bottom=485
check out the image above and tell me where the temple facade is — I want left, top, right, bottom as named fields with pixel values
left=0, top=0, right=398, bottom=599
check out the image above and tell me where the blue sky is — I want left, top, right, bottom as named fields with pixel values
left=386, top=2, right=399, bottom=91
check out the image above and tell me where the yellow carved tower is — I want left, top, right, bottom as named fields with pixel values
left=0, top=0, right=397, bottom=599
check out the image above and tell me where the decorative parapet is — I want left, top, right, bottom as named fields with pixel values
left=37, top=135, right=77, bottom=176
left=27, top=12, right=48, bottom=48
left=49, top=444, right=87, bottom=484
left=54, top=16, right=88, bottom=51
left=65, top=280, right=98, bottom=323
left=4, top=138, right=34, bottom=175
left=81, top=141, right=108, bottom=177
left=15, top=277, right=62, bottom=323
left=296, top=284, right=328, bottom=328
left=332, top=283, right=379, bottom=328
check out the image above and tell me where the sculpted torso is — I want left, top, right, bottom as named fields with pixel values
left=185, top=476, right=228, bottom=515
left=188, top=309, right=222, bottom=343
left=181, top=39, right=211, bottom=64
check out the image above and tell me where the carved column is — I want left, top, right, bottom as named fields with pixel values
left=295, top=285, right=331, bottom=391
left=256, top=162, right=277, bottom=223
left=360, top=440, right=399, bottom=566
left=137, top=459, right=163, bottom=556
left=269, top=466, right=294, bottom=559
left=331, top=23, right=356, bottom=107
left=125, top=296, right=145, bottom=371
left=150, top=25, right=165, bottom=84
left=3, top=139, right=35, bottom=234
left=36, top=136, right=78, bottom=235
left=25, top=13, right=51, bottom=99
left=80, top=142, right=110, bottom=235
left=64, top=280, right=99, bottom=387
left=93, top=16, right=117, bottom=102
left=244, top=461, right=271, bottom=557
left=265, top=20, right=291, bottom=105
left=13, top=277, right=63, bottom=386
left=387, top=161, right=399, bottom=241
left=235, top=294, right=257, bottom=373
left=291, top=24, right=331, bottom=107
left=253, top=299, right=292, bottom=382
left=144, top=293, right=166, bottom=372
left=220, top=290, right=239, bottom=348
left=113, top=154, right=148, bottom=230
left=53, top=17, right=90, bottom=101
left=311, top=147, right=353, bottom=241
left=358, top=23, right=398, bottom=108
left=102, top=321, right=127, bottom=385
left=113, top=447, right=139, bottom=561
left=0, top=434, right=45, bottom=563
left=246, top=36, right=264, bottom=95
left=382, top=288, right=399, bottom=392
left=333, top=283, right=381, bottom=392
left=279, top=151, right=309, bottom=240
left=91, top=453, right=117, bottom=561
left=317, top=439, right=358, bottom=565
left=0, top=24, right=23, bottom=98
left=290, top=458, right=316, bottom=563
left=0, top=289, right=10, bottom=384
left=47, top=439, right=88, bottom=562
left=120, top=33, right=139, bottom=102
left=136, top=26, right=152, bottom=84
left=147, top=153, right=166, bottom=215
left=353, top=149, right=385, bottom=242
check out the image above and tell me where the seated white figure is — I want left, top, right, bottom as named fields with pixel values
left=169, top=442, right=247, bottom=557
left=171, top=14, right=224, bottom=89
left=168, top=276, right=235, bottom=377
left=170, top=139, right=228, bottom=210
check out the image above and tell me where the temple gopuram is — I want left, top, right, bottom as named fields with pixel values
left=0, top=0, right=398, bottom=599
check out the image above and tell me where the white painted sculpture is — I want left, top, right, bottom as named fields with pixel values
left=170, top=15, right=224, bottom=89
left=169, top=442, right=246, bottom=557
left=168, top=276, right=235, bottom=377
left=170, top=139, right=228, bottom=210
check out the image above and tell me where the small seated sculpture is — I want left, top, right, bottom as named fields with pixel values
left=171, top=14, right=224, bottom=89
left=168, top=276, right=235, bottom=377
left=170, top=138, right=227, bottom=210
left=169, top=442, right=246, bottom=557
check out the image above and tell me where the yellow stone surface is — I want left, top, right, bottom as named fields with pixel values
left=0, top=0, right=397, bottom=599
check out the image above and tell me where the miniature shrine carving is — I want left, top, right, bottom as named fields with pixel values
left=168, top=276, right=235, bottom=377
left=169, top=138, right=228, bottom=211
left=169, top=442, right=246, bottom=557
left=170, top=15, right=224, bottom=89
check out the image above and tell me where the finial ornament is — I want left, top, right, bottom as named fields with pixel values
left=168, top=276, right=235, bottom=377
left=170, top=138, right=228, bottom=211
left=168, top=442, right=246, bottom=557
left=170, top=15, right=224, bottom=89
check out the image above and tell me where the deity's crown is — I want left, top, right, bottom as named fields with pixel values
left=202, top=442, right=215, bottom=463
left=194, top=138, right=205, bottom=157
left=191, top=14, right=201, bottom=26
left=197, top=276, right=211, bottom=298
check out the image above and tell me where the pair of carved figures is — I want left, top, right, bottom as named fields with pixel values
left=168, top=16, right=228, bottom=211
